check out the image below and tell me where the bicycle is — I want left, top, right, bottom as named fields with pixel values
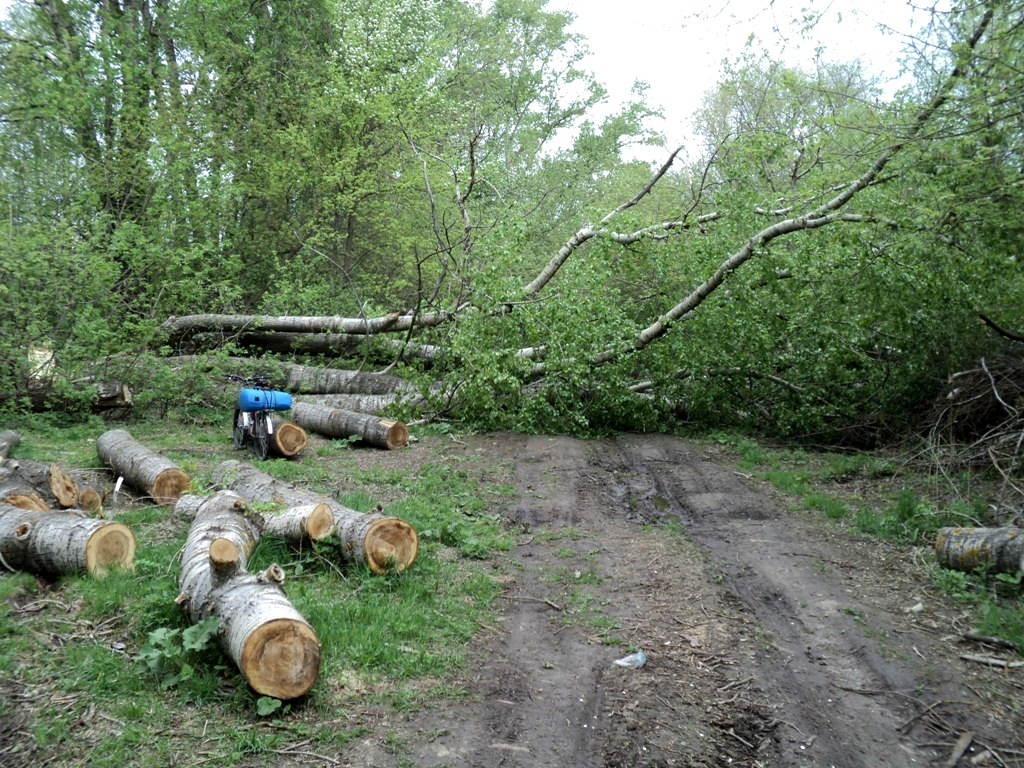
left=226, top=374, right=294, bottom=459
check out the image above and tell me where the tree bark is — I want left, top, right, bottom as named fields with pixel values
left=0, top=504, right=136, bottom=577
left=280, top=363, right=417, bottom=396
left=292, top=402, right=409, bottom=450
left=296, top=393, right=425, bottom=415
left=0, top=459, right=79, bottom=508
left=96, top=429, right=190, bottom=505
left=0, top=480, right=48, bottom=511
left=175, top=494, right=335, bottom=544
left=175, top=491, right=320, bottom=699
left=210, top=460, right=418, bottom=573
left=0, top=431, right=20, bottom=463
left=159, top=310, right=455, bottom=346
left=269, top=416, right=308, bottom=458
left=936, top=527, right=1024, bottom=576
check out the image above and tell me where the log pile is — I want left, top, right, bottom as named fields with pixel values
left=175, top=491, right=321, bottom=699
left=0, top=503, right=135, bottom=577
left=292, top=401, right=409, bottom=450
left=211, top=459, right=418, bottom=573
left=97, top=429, right=190, bottom=505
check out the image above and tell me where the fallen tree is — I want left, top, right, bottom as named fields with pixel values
left=210, top=459, right=418, bottom=573
left=292, top=402, right=409, bottom=450
left=0, top=504, right=135, bottom=577
left=175, top=490, right=321, bottom=699
left=936, top=527, right=1024, bottom=576
left=96, top=429, right=190, bottom=505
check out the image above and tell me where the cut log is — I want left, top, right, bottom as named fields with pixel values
left=0, top=379, right=133, bottom=415
left=210, top=459, right=418, bottom=573
left=280, top=363, right=417, bottom=396
left=0, top=503, right=135, bottom=577
left=66, top=470, right=110, bottom=515
left=936, top=527, right=1024, bottom=576
left=175, top=491, right=320, bottom=699
left=96, top=429, right=190, bottom=505
left=0, top=430, right=20, bottom=462
left=0, top=459, right=79, bottom=508
left=175, top=494, right=335, bottom=544
left=292, top=402, right=409, bottom=450
left=269, top=416, right=308, bottom=458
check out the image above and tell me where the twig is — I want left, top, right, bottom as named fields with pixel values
left=500, top=595, right=563, bottom=611
left=959, top=654, right=1024, bottom=669
left=944, top=731, right=974, bottom=768
left=963, top=631, right=1018, bottom=651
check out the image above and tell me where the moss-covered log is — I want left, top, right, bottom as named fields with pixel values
left=0, top=504, right=135, bottom=577
left=175, top=491, right=320, bottom=699
left=210, top=460, right=417, bottom=573
left=292, top=401, right=409, bottom=450
left=936, top=527, right=1024, bottom=575
left=96, top=429, right=190, bottom=505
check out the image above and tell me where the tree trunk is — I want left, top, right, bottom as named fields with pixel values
left=0, top=380, right=133, bottom=415
left=0, top=504, right=136, bottom=577
left=175, top=491, right=321, bottom=699
left=210, top=460, right=418, bottom=573
left=175, top=494, right=335, bottom=544
left=159, top=310, right=455, bottom=346
left=936, top=527, right=1024, bottom=575
left=269, top=416, right=308, bottom=458
left=96, top=429, right=190, bottom=505
left=0, top=431, right=20, bottom=462
left=280, top=363, right=416, bottom=396
left=292, top=402, right=409, bottom=450
left=0, top=460, right=79, bottom=508
left=296, top=393, right=425, bottom=416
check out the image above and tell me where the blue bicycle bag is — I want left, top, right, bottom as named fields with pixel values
left=237, top=388, right=293, bottom=412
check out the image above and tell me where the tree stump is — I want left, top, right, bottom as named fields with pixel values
left=96, top=429, right=190, bottom=505
left=269, top=416, right=308, bottom=458
left=210, top=459, right=418, bottom=573
left=176, top=491, right=320, bottom=699
left=292, top=401, right=409, bottom=450
left=0, top=503, right=136, bottom=577
left=936, top=527, right=1024, bottom=576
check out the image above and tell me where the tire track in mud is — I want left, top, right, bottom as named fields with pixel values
left=607, top=433, right=966, bottom=768
left=390, top=432, right=1002, bottom=768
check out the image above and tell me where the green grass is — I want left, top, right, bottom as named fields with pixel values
left=0, top=413, right=518, bottom=766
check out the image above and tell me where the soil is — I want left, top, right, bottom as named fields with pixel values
left=346, top=432, right=1023, bottom=768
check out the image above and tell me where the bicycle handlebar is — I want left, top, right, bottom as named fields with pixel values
left=225, top=373, right=271, bottom=388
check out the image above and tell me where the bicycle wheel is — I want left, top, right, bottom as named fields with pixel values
left=232, top=408, right=247, bottom=449
left=253, top=411, right=271, bottom=460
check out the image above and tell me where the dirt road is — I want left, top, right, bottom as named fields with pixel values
left=351, top=432, right=1021, bottom=768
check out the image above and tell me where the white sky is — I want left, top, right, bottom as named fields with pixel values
left=552, top=0, right=924, bottom=160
